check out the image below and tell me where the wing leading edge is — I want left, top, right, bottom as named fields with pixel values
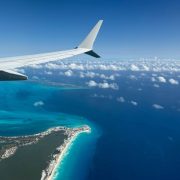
left=0, top=20, right=103, bottom=81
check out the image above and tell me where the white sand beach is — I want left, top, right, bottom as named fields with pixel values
left=41, top=125, right=91, bottom=180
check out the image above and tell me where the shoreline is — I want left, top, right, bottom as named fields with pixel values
left=0, top=126, right=67, bottom=160
left=41, top=125, right=91, bottom=180
left=0, top=125, right=91, bottom=180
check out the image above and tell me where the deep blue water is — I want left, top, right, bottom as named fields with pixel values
left=0, top=70, right=180, bottom=180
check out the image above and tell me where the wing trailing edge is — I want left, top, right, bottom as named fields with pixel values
left=0, top=70, right=27, bottom=81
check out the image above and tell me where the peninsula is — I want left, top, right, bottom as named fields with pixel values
left=0, top=125, right=91, bottom=180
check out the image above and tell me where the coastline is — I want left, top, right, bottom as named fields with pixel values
left=0, top=125, right=91, bottom=180
left=41, top=125, right=91, bottom=180
left=0, top=126, right=66, bottom=161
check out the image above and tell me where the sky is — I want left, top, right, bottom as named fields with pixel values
left=0, top=0, right=180, bottom=58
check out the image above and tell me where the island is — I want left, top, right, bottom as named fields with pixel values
left=0, top=125, right=91, bottom=180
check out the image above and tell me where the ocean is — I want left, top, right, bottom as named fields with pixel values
left=0, top=66, right=180, bottom=180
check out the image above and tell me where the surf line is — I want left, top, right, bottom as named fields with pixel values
left=41, top=125, right=91, bottom=180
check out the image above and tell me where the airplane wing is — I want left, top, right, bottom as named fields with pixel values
left=0, top=20, right=103, bottom=81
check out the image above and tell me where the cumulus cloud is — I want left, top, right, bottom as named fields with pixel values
left=151, top=77, right=156, bottom=82
left=45, top=63, right=60, bottom=69
left=99, top=74, right=115, bottom=80
left=87, top=80, right=97, bottom=87
left=79, top=73, right=85, bottom=78
left=109, top=75, right=115, bottom=80
left=129, top=75, right=137, bottom=80
left=85, top=72, right=96, bottom=78
left=130, top=101, right=138, bottom=106
left=98, top=82, right=110, bottom=89
left=86, top=80, right=119, bottom=90
left=68, top=63, right=84, bottom=70
left=29, top=64, right=43, bottom=69
left=79, top=71, right=116, bottom=81
left=152, top=104, right=164, bottom=109
left=130, top=64, right=139, bottom=71
left=64, top=70, right=73, bottom=77
left=98, top=64, right=119, bottom=71
left=169, top=78, right=179, bottom=85
left=34, top=101, right=44, bottom=107
left=153, top=84, right=160, bottom=88
left=26, top=58, right=180, bottom=73
left=99, top=82, right=119, bottom=90
left=142, top=65, right=149, bottom=71
left=45, top=71, right=52, bottom=75
left=117, top=97, right=125, bottom=103
left=157, top=76, right=166, bottom=83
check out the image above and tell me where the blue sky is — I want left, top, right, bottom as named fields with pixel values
left=0, top=0, right=180, bottom=58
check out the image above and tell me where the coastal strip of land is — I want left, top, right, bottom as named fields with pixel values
left=41, top=125, right=91, bottom=180
left=0, top=125, right=91, bottom=180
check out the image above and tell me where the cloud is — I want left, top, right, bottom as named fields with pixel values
left=142, top=65, right=149, bottom=71
left=79, top=71, right=116, bottom=81
left=153, top=84, right=160, bottom=88
left=130, top=64, right=139, bottom=71
left=17, top=69, right=25, bottom=74
left=109, top=75, right=115, bottom=80
left=152, top=104, right=164, bottom=109
left=87, top=80, right=97, bottom=87
left=32, top=76, right=39, bottom=80
left=98, top=64, right=114, bottom=71
left=99, top=82, right=119, bottom=90
left=45, top=63, right=60, bottom=69
left=85, top=72, right=96, bottom=78
left=79, top=72, right=85, bottom=78
left=64, top=70, right=73, bottom=77
left=99, top=74, right=115, bottom=80
left=26, top=58, right=180, bottom=73
left=97, top=82, right=119, bottom=90
left=98, top=82, right=110, bottom=89
left=117, top=97, right=125, bottom=103
left=45, top=71, right=52, bottom=75
left=169, top=78, right=179, bottom=85
left=129, top=75, right=137, bottom=80
left=91, top=94, right=113, bottom=100
left=79, top=72, right=96, bottom=78
left=157, top=76, right=166, bottom=83
left=68, top=63, right=84, bottom=70
left=151, top=77, right=156, bottom=82
left=86, top=80, right=119, bottom=90
left=34, top=101, right=44, bottom=107
left=130, top=101, right=138, bottom=106
left=28, top=64, right=43, bottom=69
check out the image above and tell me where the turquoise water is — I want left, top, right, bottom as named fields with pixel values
left=2, top=71, right=180, bottom=180
left=53, top=123, right=100, bottom=180
left=0, top=81, right=100, bottom=180
left=6, top=70, right=180, bottom=180
left=54, top=123, right=101, bottom=180
left=0, top=81, right=92, bottom=135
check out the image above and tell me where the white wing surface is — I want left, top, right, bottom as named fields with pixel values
left=0, top=20, right=103, bottom=80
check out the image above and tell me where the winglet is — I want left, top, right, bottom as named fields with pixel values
left=78, top=20, right=103, bottom=58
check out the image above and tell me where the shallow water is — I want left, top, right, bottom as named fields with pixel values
left=1, top=71, right=180, bottom=180
left=0, top=81, right=99, bottom=180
